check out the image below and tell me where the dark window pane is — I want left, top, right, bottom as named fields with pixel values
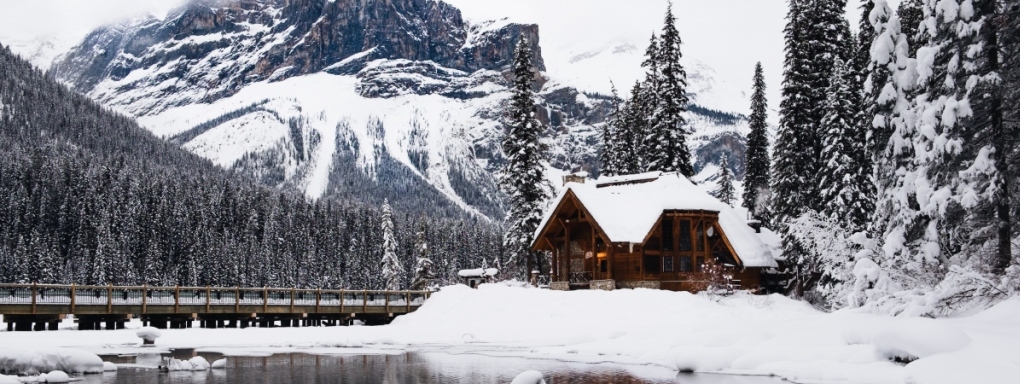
left=644, top=255, right=661, bottom=274
left=695, top=257, right=704, bottom=272
left=696, top=222, right=705, bottom=251
left=678, top=220, right=692, bottom=251
left=662, top=219, right=674, bottom=251
left=680, top=256, right=693, bottom=272
left=600, top=259, right=608, bottom=273
left=663, top=256, right=674, bottom=272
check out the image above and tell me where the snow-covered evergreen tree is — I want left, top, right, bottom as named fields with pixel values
left=896, top=0, right=925, bottom=57
left=600, top=83, right=623, bottom=177
left=819, top=58, right=872, bottom=231
left=499, top=38, right=549, bottom=279
left=712, top=155, right=736, bottom=207
left=742, top=62, right=771, bottom=222
left=772, top=0, right=820, bottom=224
left=410, top=219, right=434, bottom=290
left=380, top=199, right=403, bottom=290
left=618, top=81, right=647, bottom=175
left=644, top=2, right=694, bottom=176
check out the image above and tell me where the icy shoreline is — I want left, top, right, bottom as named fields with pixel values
left=1, top=285, right=1017, bottom=383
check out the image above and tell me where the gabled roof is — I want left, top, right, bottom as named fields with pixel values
left=533, top=172, right=777, bottom=268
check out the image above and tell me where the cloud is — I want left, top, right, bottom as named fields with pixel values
left=0, top=0, right=186, bottom=41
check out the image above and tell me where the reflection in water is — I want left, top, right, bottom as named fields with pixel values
left=82, top=352, right=787, bottom=384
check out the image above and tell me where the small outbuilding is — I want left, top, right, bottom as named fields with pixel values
left=458, top=268, right=499, bottom=288
left=531, top=172, right=777, bottom=292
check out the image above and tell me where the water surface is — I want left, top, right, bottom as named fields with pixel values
left=80, top=351, right=787, bottom=384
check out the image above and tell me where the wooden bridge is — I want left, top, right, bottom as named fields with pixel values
left=0, top=283, right=432, bottom=331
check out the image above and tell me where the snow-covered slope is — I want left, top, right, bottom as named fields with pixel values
left=44, top=0, right=756, bottom=219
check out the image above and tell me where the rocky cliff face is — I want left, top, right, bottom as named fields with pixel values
left=48, top=0, right=743, bottom=219
left=52, top=0, right=543, bottom=115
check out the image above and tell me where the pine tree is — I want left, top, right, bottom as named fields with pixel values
left=500, top=38, right=549, bottom=279
left=644, top=2, right=694, bottom=176
left=896, top=0, right=924, bottom=57
left=600, top=83, right=622, bottom=177
left=960, top=0, right=1010, bottom=274
left=410, top=219, right=434, bottom=290
left=380, top=199, right=403, bottom=290
left=618, top=82, right=647, bottom=175
left=712, top=155, right=736, bottom=207
left=819, top=58, right=871, bottom=231
left=742, top=62, right=771, bottom=221
left=772, top=0, right=818, bottom=224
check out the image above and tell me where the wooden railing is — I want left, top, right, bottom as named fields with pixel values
left=0, top=283, right=432, bottom=315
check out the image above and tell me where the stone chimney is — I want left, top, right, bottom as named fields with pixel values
left=562, top=172, right=587, bottom=186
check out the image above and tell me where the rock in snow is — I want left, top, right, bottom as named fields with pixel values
left=0, top=348, right=103, bottom=375
left=211, top=359, right=226, bottom=369
left=102, top=362, right=118, bottom=372
left=136, top=327, right=162, bottom=345
left=510, top=370, right=546, bottom=384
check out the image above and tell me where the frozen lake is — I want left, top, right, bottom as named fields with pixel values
left=83, top=350, right=789, bottom=384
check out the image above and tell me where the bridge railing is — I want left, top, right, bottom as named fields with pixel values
left=0, top=284, right=434, bottom=313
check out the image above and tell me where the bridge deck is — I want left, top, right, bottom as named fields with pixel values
left=0, top=284, right=432, bottom=330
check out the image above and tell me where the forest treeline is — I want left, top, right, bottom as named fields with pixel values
left=0, top=44, right=505, bottom=289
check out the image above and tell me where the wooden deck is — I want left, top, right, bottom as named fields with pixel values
left=0, top=284, right=432, bottom=331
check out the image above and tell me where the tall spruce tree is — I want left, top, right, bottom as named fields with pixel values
left=380, top=199, right=403, bottom=290
left=772, top=0, right=817, bottom=224
left=743, top=62, right=771, bottom=221
left=601, top=83, right=623, bottom=177
left=1005, top=0, right=1020, bottom=250
left=896, top=0, right=925, bottom=57
left=819, top=58, right=871, bottom=231
left=500, top=38, right=549, bottom=279
left=410, top=219, right=434, bottom=290
left=644, top=3, right=694, bottom=176
left=712, top=155, right=736, bottom=207
left=960, top=0, right=1010, bottom=274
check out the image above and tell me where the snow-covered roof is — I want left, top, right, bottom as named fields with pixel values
left=458, top=268, right=499, bottom=278
left=534, top=172, right=777, bottom=268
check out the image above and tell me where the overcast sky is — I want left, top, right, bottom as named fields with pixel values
left=0, top=0, right=899, bottom=117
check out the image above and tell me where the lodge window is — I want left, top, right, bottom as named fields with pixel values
left=695, top=256, right=704, bottom=272
left=662, top=219, right=674, bottom=251
left=696, top=222, right=705, bottom=251
left=678, top=220, right=692, bottom=251
left=644, top=255, right=661, bottom=274
left=680, top=256, right=693, bottom=272
left=663, top=256, right=674, bottom=272
left=600, top=259, right=608, bottom=273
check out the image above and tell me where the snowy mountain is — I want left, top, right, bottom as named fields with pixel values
left=47, top=0, right=752, bottom=219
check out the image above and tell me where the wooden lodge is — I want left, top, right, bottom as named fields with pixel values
left=531, top=172, right=777, bottom=292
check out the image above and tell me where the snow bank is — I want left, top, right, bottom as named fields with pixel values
left=38, top=370, right=70, bottom=383
left=841, top=316, right=971, bottom=360
left=0, top=286, right=1016, bottom=384
left=103, top=362, right=117, bottom=372
left=0, top=375, right=17, bottom=384
left=0, top=348, right=103, bottom=375
left=211, top=359, right=226, bottom=369
left=510, top=370, right=546, bottom=384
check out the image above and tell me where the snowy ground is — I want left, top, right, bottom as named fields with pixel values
left=1, top=285, right=1017, bottom=384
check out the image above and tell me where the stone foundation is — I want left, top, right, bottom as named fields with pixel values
left=616, top=281, right=661, bottom=290
left=549, top=282, right=570, bottom=291
left=590, top=280, right=616, bottom=291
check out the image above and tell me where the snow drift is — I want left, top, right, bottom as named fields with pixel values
left=0, top=348, right=103, bottom=375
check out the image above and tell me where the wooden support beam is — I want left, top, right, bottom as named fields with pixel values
left=142, top=285, right=147, bottom=314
